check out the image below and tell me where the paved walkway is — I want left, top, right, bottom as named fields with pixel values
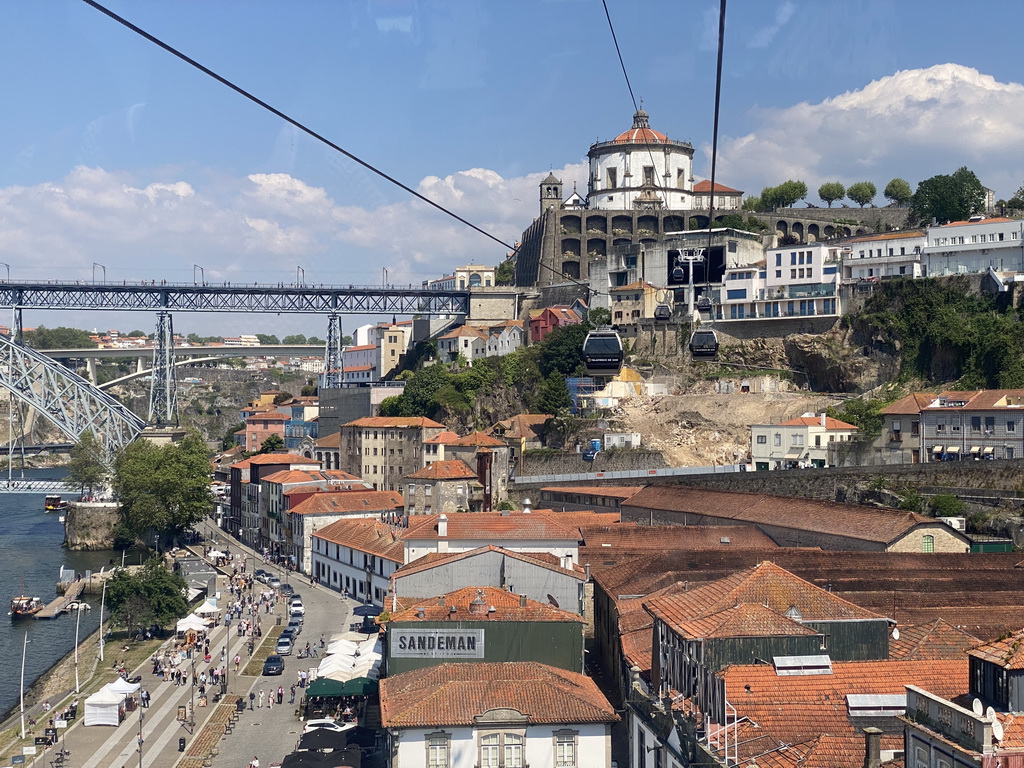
left=36, top=521, right=357, bottom=768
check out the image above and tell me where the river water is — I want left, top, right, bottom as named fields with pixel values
left=0, top=469, right=140, bottom=720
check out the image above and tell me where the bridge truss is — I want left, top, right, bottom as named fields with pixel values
left=0, top=334, right=146, bottom=463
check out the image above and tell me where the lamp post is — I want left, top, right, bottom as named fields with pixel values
left=137, top=709, right=144, bottom=768
left=92, top=263, right=106, bottom=284
left=193, top=265, right=204, bottom=285
left=0, top=262, right=9, bottom=282
left=189, top=656, right=196, bottom=729
left=99, top=574, right=107, bottom=662
left=19, top=630, right=29, bottom=739
left=382, top=266, right=388, bottom=286
left=296, top=266, right=304, bottom=285
left=74, top=598, right=82, bottom=693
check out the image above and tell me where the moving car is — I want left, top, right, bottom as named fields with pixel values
left=254, top=571, right=270, bottom=584
left=267, top=576, right=282, bottom=589
left=279, top=583, right=295, bottom=596
left=262, top=654, right=285, bottom=676
left=275, top=636, right=293, bottom=655
left=289, top=598, right=305, bottom=616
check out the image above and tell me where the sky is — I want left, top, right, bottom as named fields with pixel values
left=2, top=0, right=1024, bottom=337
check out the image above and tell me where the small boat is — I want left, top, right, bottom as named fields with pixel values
left=65, top=601, right=91, bottom=612
left=58, top=514, right=66, bottom=524
left=44, top=495, right=68, bottom=512
left=10, top=595, right=44, bottom=618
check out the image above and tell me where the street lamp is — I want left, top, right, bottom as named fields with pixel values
left=20, top=630, right=30, bottom=739
left=189, top=656, right=196, bottom=729
left=74, top=598, right=82, bottom=693
left=137, top=709, right=145, bottom=768
left=193, top=265, right=204, bottom=285
left=296, top=266, right=305, bottom=285
left=99, top=574, right=107, bottom=662
left=92, top=263, right=106, bottom=283
left=382, top=266, right=388, bottom=286
left=0, top=262, right=9, bottom=282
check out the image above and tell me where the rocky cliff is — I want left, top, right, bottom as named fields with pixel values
left=63, top=502, right=119, bottom=550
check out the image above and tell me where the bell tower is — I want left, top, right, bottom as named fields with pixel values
left=539, top=172, right=563, bottom=214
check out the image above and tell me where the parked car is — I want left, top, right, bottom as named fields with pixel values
left=262, top=654, right=285, bottom=676
left=280, top=627, right=298, bottom=642
left=287, top=617, right=303, bottom=634
left=275, top=636, right=293, bottom=655
left=289, top=599, right=305, bottom=616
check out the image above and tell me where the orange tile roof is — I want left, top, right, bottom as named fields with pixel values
left=380, top=662, right=618, bottom=728
left=844, top=229, right=926, bottom=243
left=423, top=431, right=460, bottom=445
left=312, top=517, right=405, bottom=562
left=610, top=280, right=659, bottom=292
left=402, top=511, right=582, bottom=542
left=344, top=364, right=374, bottom=372
left=693, top=179, right=741, bottom=193
left=880, top=392, right=937, bottom=415
left=245, top=412, right=289, bottom=421
left=624, top=486, right=946, bottom=546
left=645, top=562, right=885, bottom=628
left=721, top=658, right=968, bottom=748
left=581, top=524, right=777, bottom=550
left=344, top=416, right=445, bottom=428
left=967, top=628, right=1024, bottom=669
left=450, top=431, right=506, bottom=448
left=546, top=510, right=622, bottom=529
left=260, top=469, right=360, bottom=485
left=933, top=216, right=1019, bottom=228
left=245, top=452, right=318, bottom=466
left=315, top=431, right=341, bottom=448
left=404, top=459, right=478, bottom=481
left=438, top=325, right=488, bottom=341
left=282, top=482, right=369, bottom=496
left=673, top=602, right=820, bottom=640
left=387, top=586, right=584, bottom=624
left=488, top=413, right=552, bottom=439
left=779, top=415, right=858, bottom=430
left=290, top=490, right=404, bottom=516
left=392, top=545, right=586, bottom=580
left=889, top=619, right=983, bottom=661
left=346, top=344, right=376, bottom=351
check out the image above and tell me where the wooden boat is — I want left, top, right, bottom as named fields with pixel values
left=44, top=495, right=68, bottom=512
left=9, top=595, right=44, bottom=618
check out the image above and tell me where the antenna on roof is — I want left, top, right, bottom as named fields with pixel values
left=972, top=699, right=983, bottom=715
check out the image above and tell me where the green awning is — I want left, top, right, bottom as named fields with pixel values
left=338, top=677, right=379, bottom=697
left=306, top=677, right=346, bottom=697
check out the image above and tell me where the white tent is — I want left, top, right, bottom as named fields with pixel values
left=83, top=688, right=124, bottom=727
left=104, top=679, right=140, bottom=696
left=325, top=638, right=358, bottom=656
left=193, top=600, right=219, bottom=616
left=176, top=615, right=210, bottom=632
left=206, top=550, right=227, bottom=559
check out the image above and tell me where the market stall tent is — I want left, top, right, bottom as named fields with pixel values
left=83, top=688, right=124, bottom=726
left=193, top=600, right=220, bottom=616
left=104, top=679, right=140, bottom=696
left=177, top=614, right=210, bottom=632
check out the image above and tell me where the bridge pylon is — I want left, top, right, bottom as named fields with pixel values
left=148, top=311, right=178, bottom=426
left=321, top=314, right=345, bottom=389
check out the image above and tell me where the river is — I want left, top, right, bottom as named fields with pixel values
left=0, top=469, right=141, bottom=720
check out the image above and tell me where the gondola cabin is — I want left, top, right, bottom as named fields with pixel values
left=654, top=304, right=672, bottom=322
left=696, top=295, right=713, bottom=312
left=582, top=329, right=624, bottom=377
left=689, top=329, right=720, bottom=359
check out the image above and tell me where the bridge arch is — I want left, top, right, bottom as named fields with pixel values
left=0, top=336, right=145, bottom=463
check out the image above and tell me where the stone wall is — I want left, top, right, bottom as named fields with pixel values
left=519, top=448, right=667, bottom=478
left=63, top=502, right=119, bottom=550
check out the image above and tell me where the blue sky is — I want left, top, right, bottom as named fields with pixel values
left=3, top=0, right=1024, bottom=336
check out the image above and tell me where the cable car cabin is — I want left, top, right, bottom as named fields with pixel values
left=689, top=329, right=719, bottom=359
left=696, top=295, right=713, bottom=312
left=582, top=329, right=624, bottom=377
left=654, top=304, right=672, bottom=322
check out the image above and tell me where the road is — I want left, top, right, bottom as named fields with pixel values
left=45, top=520, right=358, bottom=768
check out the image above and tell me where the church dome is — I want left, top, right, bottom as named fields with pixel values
left=613, top=108, right=667, bottom=144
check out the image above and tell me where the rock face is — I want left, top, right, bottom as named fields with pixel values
left=63, top=502, right=119, bottom=550
left=783, top=323, right=899, bottom=393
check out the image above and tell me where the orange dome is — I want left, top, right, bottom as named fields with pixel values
left=613, top=109, right=667, bottom=144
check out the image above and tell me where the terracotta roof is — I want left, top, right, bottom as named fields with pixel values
left=488, top=413, right=551, bottom=439
left=314, top=431, right=341, bottom=448
left=312, top=517, right=405, bottom=562
left=543, top=486, right=644, bottom=501
left=423, top=431, right=460, bottom=445
left=260, top=469, right=360, bottom=485
left=880, top=393, right=937, bottom=416
left=545, top=511, right=622, bottom=530
left=380, top=662, right=618, bottom=728
left=967, top=628, right=1024, bottom=669
left=845, top=229, right=926, bottom=243
left=645, top=562, right=885, bottom=628
left=449, top=431, right=506, bottom=448
left=692, top=179, right=742, bottom=193
left=245, top=453, right=318, bottom=466
left=402, top=511, right=582, bottom=542
left=290, top=490, right=404, bottom=516
left=387, top=586, right=584, bottom=624
left=282, top=482, right=369, bottom=496
left=345, top=344, right=376, bottom=351
left=623, top=486, right=955, bottom=546
left=610, top=280, right=659, bottom=292
left=582, top=524, right=777, bottom=550
left=404, top=459, right=478, bottom=481
left=438, top=325, right=488, bottom=341
left=344, top=364, right=374, bottom=372
left=245, top=412, right=289, bottom=421
left=779, top=416, right=858, bottom=430
left=933, top=216, right=1018, bottom=228
left=673, top=602, right=821, bottom=640
left=344, top=416, right=445, bottom=428
left=889, top=619, right=983, bottom=661
left=923, top=389, right=1024, bottom=411
left=721, top=658, right=967, bottom=748
left=393, top=545, right=586, bottom=580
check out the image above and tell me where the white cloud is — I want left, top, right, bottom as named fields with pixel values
left=747, top=1, right=796, bottom=49
left=716, top=64, right=1024, bottom=200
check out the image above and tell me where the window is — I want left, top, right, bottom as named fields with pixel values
left=922, top=534, right=934, bottom=553
left=756, top=435, right=767, bottom=444
left=775, top=270, right=782, bottom=278
left=480, top=733, right=524, bottom=768
left=775, top=254, right=782, bottom=267
left=791, top=269, right=797, bottom=279
left=971, top=416, right=981, bottom=431
left=773, top=433, right=781, bottom=447
left=643, top=166, right=655, bottom=186
left=427, top=733, right=450, bottom=768
left=985, top=416, right=995, bottom=432
left=1008, top=420, right=1017, bottom=433
left=555, top=732, right=578, bottom=768
left=480, top=734, right=500, bottom=768
left=607, top=168, right=617, bottom=188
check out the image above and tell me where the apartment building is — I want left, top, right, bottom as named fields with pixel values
left=922, top=216, right=1024, bottom=277
left=750, top=413, right=859, bottom=469
left=839, top=229, right=926, bottom=281
left=339, top=416, right=446, bottom=491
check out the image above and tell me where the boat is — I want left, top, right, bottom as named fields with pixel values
left=10, top=595, right=44, bottom=619
left=44, top=495, right=68, bottom=512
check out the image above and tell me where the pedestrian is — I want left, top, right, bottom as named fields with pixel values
left=312, top=645, right=318, bottom=658
left=268, top=694, right=273, bottom=711
left=289, top=684, right=295, bottom=704
left=277, top=685, right=283, bottom=704
left=249, top=691, right=255, bottom=710
left=249, top=756, right=260, bottom=768
left=234, top=654, right=241, bottom=672
left=320, top=633, right=325, bottom=649
left=258, top=689, right=265, bottom=708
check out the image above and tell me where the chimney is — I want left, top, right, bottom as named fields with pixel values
left=820, top=412, right=827, bottom=428
left=863, top=727, right=882, bottom=768
left=519, top=594, right=527, bottom=607
left=469, top=590, right=488, bottom=616
left=522, top=498, right=532, bottom=514
left=437, top=513, right=448, bottom=537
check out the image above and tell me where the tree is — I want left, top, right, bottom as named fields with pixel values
left=495, top=259, right=515, bottom=286
left=847, top=181, right=877, bottom=207
left=126, top=330, right=147, bottom=338
left=282, top=334, right=307, bottom=344
left=67, top=431, right=108, bottom=495
left=308, top=336, right=327, bottom=346
left=272, top=391, right=293, bottom=405
left=742, top=195, right=764, bottom=212
left=772, top=180, right=808, bottom=208
left=105, top=557, right=189, bottom=631
left=817, top=181, right=845, bottom=208
left=23, top=326, right=95, bottom=349
left=537, top=322, right=590, bottom=378
left=911, top=167, right=985, bottom=223
left=929, top=493, right=966, bottom=518
left=536, top=372, right=571, bottom=414
left=255, top=334, right=280, bottom=345
left=113, top=430, right=213, bottom=546
left=259, top=434, right=285, bottom=453
left=883, top=178, right=912, bottom=207
left=587, top=307, right=611, bottom=326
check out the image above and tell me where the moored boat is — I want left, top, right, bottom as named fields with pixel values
left=44, top=495, right=68, bottom=512
left=10, top=595, right=44, bottom=618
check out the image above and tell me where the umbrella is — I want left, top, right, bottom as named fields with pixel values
left=306, top=677, right=346, bottom=698
left=206, top=550, right=227, bottom=559
left=337, top=677, right=379, bottom=697
left=297, top=728, right=350, bottom=752
left=280, top=752, right=335, bottom=768
left=351, top=604, right=382, bottom=617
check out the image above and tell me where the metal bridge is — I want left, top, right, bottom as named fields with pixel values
left=0, top=478, right=75, bottom=494
left=0, top=280, right=470, bottom=466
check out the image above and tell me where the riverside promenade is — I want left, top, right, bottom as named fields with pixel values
left=5, top=521, right=358, bottom=768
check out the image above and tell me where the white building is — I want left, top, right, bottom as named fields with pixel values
left=839, top=230, right=926, bottom=282
left=342, top=343, right=377, bottom=385
left=310, top=517, right=405, bottom=604
left=436, top=325, right=489, bottom=364
left=922, top=216, right=1024, bottom=277
left=750, top=413, right=859, bottom=470
left=380, top=662, right=618, bottom=768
